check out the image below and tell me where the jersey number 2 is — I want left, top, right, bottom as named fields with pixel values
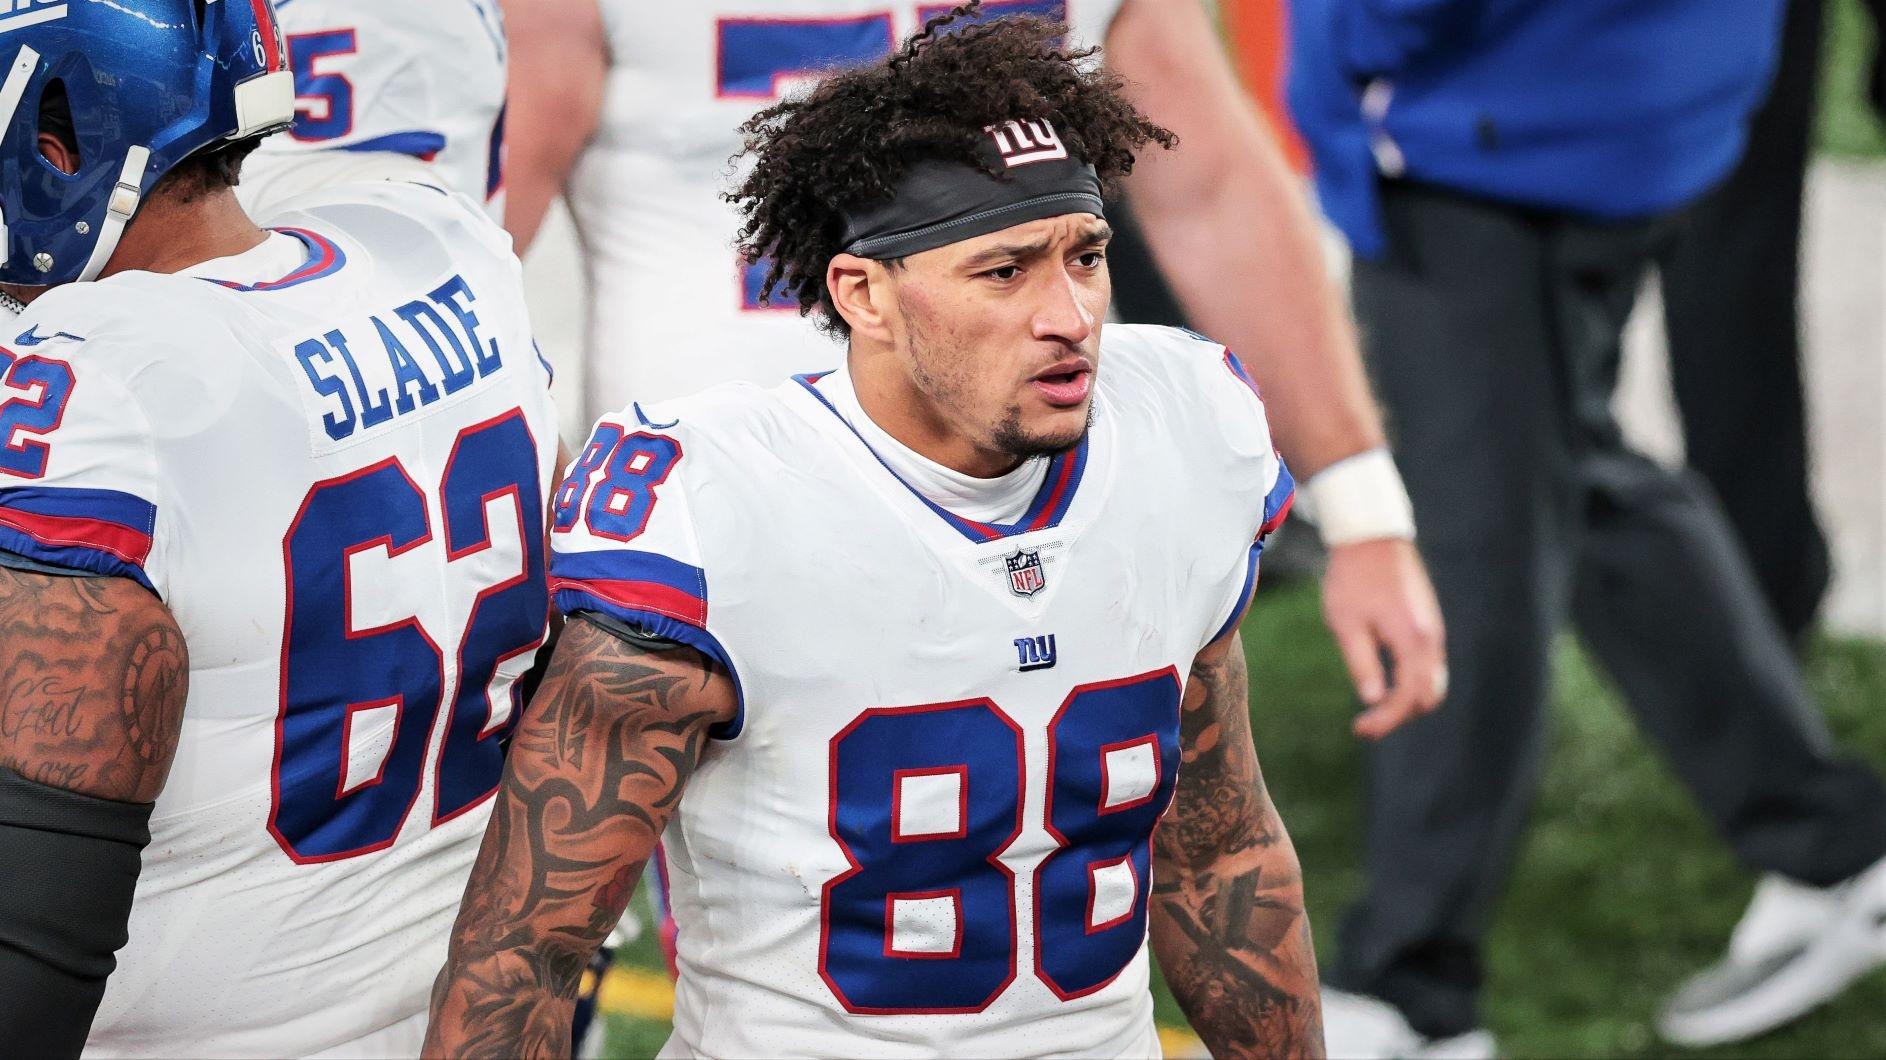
left=0, top=346, right=75, bottom=480
left=270, top=410, right=547, bottom=863
left=823, top=668, right=1180, bottom=1013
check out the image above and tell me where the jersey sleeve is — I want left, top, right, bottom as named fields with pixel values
left=0, top=337, right=169, bottom=597
left=1199, top=344, right=1296, bottom=647
left=546, top=414, right=744, bottom=737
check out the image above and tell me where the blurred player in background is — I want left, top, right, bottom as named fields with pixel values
left=505, top=0, right=1444, bottom=748
left=1658, top=0, right=1830, bottom=651
left=1292, top=0, right=1886, bottom=1053
left=240, top=0, right=510, bottom=221
left=428, top=13, right=1323, bottom=1055
left=0, top=1, right=558, bottom=1055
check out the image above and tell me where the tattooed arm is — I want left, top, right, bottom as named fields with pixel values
left=0, top=564, right=189, bottom=1053
left=424, top=613, right=736, bottom=1059
left=0, top=565, right=187, bottom=800
left=1151, top=629, right=1324, bottom=1059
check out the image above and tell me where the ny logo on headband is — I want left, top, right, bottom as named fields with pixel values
left=985, top=119, right=1069, bottom=168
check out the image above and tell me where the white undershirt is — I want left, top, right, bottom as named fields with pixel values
left=821, top=367, right=1048, bottom=525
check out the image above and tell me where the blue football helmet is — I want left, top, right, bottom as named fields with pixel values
left=0, top=0, right=295, bottom=286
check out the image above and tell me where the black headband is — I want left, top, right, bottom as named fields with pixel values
left=839, top=119, right=1106, bottom=260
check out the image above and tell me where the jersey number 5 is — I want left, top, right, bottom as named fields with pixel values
left=270, top=410, right=547, bottom=863
left=288, top=29, right=358, bottom=143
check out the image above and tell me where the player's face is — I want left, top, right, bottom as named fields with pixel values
left=887, top=214, right=1111, bottom=468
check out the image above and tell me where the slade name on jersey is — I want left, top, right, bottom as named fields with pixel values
left=293, top=271, right=511, bottom=444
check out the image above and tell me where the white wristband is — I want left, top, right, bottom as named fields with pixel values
left=1294, top=447, right=1417, bottom=547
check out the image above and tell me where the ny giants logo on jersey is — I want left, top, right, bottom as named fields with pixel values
left=1006, top=547, right=1046, bottom=596
left=1014, top=633, right=1057, bottom=672
left=0, top=0, right=65, bottom=33
left=984, top=119, right=1069, bottom=168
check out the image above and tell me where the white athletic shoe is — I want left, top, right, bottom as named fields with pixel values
left=1657, top=853, right=1886, bottom=1047
left=1321, top=987, right=1499, bottom=1059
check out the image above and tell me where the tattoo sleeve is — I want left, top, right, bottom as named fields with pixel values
left=424, top=614, right=737, bottom=1059
left=1150, top=631, right=1325, bottom=1059
left=0, top=565, right=188, bottom=803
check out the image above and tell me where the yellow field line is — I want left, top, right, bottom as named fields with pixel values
left=598, top=966, right=675, bottom=1022
left=595, top=968, right=1209, bottom=1056
left=1157, top=1026, right=1208, bottom=1058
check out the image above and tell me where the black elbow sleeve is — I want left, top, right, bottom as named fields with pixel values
left=0, top=767, right=153, bottom=1058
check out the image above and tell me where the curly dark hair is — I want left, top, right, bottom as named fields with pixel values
left=727, top=1, right=1176, bottom=336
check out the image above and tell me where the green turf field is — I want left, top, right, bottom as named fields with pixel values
left=598, top=580, right=1886, bottom=1057
left=1823, top=0, right=1886, bottom=156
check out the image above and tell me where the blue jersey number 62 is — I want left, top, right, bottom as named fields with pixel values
left=270, top=409, right=548, bottom=863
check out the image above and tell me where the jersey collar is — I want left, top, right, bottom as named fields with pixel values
left=793, top=371, right=1090, bottom=544
left=194, top=228, right=349, bottom=293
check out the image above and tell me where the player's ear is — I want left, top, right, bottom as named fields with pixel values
left=827, top=253, right=896, bottom=344
left=37, top=130, right=78, bottom=176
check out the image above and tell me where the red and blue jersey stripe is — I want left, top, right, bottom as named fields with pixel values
left=1261, top=462, right=1296, bottom=538
left=548, top=548, right=744, bottom=739
left=202, top=228, right=348, bottom=293
left=1205, top=464, right=1297, bottom=647
left=339, top=130, right=450, bottom=163
left=0, top=486, right=157, bottom=592
left=549, top=548, right=707, bottom=628
left=1208, top=543, right=1263, bottom=647
left=1223, top=348, right=1264, bottom=400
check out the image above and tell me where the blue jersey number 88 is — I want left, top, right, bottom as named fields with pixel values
left=821, top=667, right=1181, bottom=1013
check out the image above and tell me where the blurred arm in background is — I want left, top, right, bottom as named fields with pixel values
left=1109, top=0, right=1445, bottom=738
left=500, top=0, right=608, bottom=253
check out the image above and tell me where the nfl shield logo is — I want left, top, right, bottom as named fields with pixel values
left=1005, top=549, right=1046, bottom=597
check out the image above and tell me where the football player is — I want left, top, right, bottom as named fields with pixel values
left=427, top=11, right=1323, bottom=1057
left=0, top=2, right=558, bottom=1055
left=504, top=0, right=1446, bottom=744
left=240, top=0, right=510, bottom=221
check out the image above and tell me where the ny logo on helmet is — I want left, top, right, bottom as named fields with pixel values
left=0, top=0, right=67, bottom=33
left=985, top=119, right=1068, bottom=169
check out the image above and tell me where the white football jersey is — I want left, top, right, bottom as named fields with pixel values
left=549, top=324, right=1293, bottom=1058
left=0, top=183, right=558, bottom=1057
left=242, top=0, right=509, bottom=222
left=571, top=0, right=1129, bottom=420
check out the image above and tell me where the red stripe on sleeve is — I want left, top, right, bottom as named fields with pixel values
left=551, top=576, right=708, bottom=628
left=1259, top=491, right=1296, bottom=538
left=0, top=508, right=154, bottom=566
